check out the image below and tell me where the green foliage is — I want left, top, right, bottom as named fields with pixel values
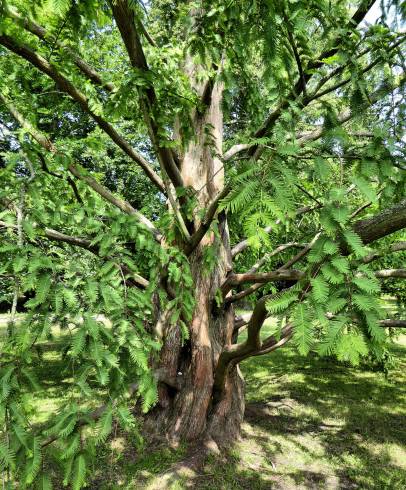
left=0, top=0, right=405, bottom=487
left=292, top=303, right=314, bottom=355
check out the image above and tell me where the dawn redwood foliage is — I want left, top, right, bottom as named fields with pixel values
left=0, top=0, right=406, bottom=487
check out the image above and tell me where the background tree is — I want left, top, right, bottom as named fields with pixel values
left=0, top=0, right=405, bottom=487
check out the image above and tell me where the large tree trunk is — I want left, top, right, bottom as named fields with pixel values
left=145, top=76, right=245, bottom=446
left=150, top=225, right=245, bottom=446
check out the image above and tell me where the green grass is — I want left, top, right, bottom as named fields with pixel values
left=1, top=308, right=406, bottom=489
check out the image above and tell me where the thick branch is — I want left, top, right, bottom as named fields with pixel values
left=380, top=320, right=406, bottom=328
left=221, top=269, right=303, bottom=297
left=223, top=144, right=252, bottom=161
left=0, top=33, right=165, bottom=193
left=354, top=199, right=406, bottom=245
left=215, top=295, right=268, bottom=390
left=110, top=0, right=183, bottom=190
left=225, top=282, right=265, bottom=305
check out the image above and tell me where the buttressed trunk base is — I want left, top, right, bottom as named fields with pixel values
left=145, top=77, right=245, bottom=446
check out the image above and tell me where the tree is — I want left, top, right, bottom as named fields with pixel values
left=0, top=0, right=405, bottom=486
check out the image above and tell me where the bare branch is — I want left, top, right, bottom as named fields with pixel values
left=226, top=236, right=320, bottom=304
left=220, top=269, right=303, bottom=297
left=278, top=232, right=321, bottom=270
left=223, top=144, right=252, bottom=161
left=363, top=241, right=406, bottom=264
left=225, top=282, right=266, bottom=305
left=380, top=320, right=406, bottom=328
left=215, top=297, right=294, bottom=389
left=252, top=324, right=294, bottom=357
left=375, top=269, right=406, bottom=279
left=247, top=242, right=305, bottom=274
left=0, top=33, right=165, bottom=193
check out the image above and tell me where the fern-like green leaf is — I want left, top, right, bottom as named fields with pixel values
left=72, top=453, right=87, bottom=490
left=352, top=276, right=380, bottom=294
left=336, top=333, right=368, bottom=365
left=95, top=405, right=113, bottom=445
left=36, top=472, right=53, bottom=490
left=266, top=291, right=297, bottom=314
left=343, top=230, right=366, bottom=258
left=292, top=303, right=313, bottom=355
left=331, top=256, right=350, bottom=274
left=0, top=440, right=15, bottom=470
left=24, top=436, right=42, bottom=485
left=311, top=276, right=329, bottom=304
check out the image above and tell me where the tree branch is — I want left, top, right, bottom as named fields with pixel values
left=221, top=269, right=303, bottom=297
left=0, top=220, right=149, bottom=289
left=247, top=0, right=375, bottom=159
left=6, top=6, right=116, bottom=92
left=306, top=36, right=406, bottom=103
left=297, top=77, right=405, bottom=146
left=231, top=205, right=318, bottom=258
left=223, top=143, right=252, bottom=161
left=362, top=241, right=406, bottom=264
left=186, top=184, right=231, bottom=253
left=380, top=320, right=406, bottom=328
left=278, top=232, right=321, bottom=270
left=247, top=242, right=305, bottom=274
left=110, top=0, right=184, bottom=190
left=215, top=297, right=294, bottom=390
left=221, top=197, right=406, bottom=370
left=0, top=91, right=162, bottom=241
left=225, top=282, right=266, bottom=305
left=0, top=33, right=165, bottom=193
left=354, top=199, right=406, bottom=245
left=375, top=269, right=406, bottom=279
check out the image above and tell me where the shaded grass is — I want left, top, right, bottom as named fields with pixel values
left=91, top=331, right=406, bottom=489
left=1, top=306, right=406, bottom=489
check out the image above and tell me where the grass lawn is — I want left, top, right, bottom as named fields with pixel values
left=1, top=310, right=405, bottom=489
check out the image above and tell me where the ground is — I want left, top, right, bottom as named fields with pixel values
left=1, top=302, right=405, bottom=489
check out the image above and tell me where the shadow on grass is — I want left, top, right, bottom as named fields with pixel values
left=86, top=337, right=406, bottom=489
left=4, top=314, right=405, bottom=489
